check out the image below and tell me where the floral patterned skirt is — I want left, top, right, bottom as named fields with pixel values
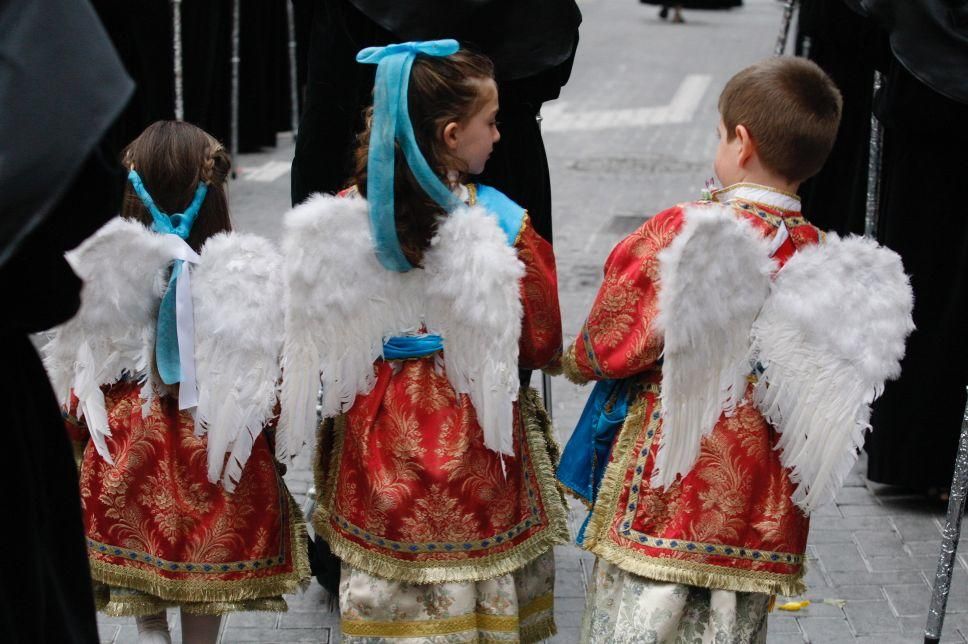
left=76, top=383, right=309, bottom=616
left=339, top=549, right=557, bottom=643
left=580, top=559, right=770, bottom=644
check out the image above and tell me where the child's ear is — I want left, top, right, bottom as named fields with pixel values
left=735, top=124, right=755, bottom=167
left=443, top=121, right=461, bottom=151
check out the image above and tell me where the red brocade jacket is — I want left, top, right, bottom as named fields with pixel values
left=562, top=188, right=823, bottom=596
left=314, top=188, right=568, bottom=584
left=65, top=385, right=307, bottom=607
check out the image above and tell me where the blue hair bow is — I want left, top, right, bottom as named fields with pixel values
left=357, top=39, right=463, bottom=272
left=128, top=170, right=206, bottom=407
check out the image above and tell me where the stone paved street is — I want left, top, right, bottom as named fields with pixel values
left=96, top=0, right=965, bottom=641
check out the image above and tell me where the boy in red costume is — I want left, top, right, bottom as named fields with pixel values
left=557, top=57, right=914, bottom=642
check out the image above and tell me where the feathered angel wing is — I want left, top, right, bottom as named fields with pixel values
left=749, top=234, right=914, bottom=512
left=192, top=232, right=284, bottom=491
left=278, top=194, right=412, bottom=463
left=423, top=205, right=525, bottom=457
left=41, top=218, right=172, bottom=463
left=651, top=204, right=776, bottom=488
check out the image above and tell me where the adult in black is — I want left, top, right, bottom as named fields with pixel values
left=794, top=0, right=888, bottom=236
left=0, top=1, right=133, bottom=641
left=861, top=1, right=968, bottom=496
left=827, top=0, right=968, bottom=495
left=92, top=0, right=293, bottom=157
left=290, top=0, right=582, bottom=244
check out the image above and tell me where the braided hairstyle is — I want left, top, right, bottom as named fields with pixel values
left=120, top=120, right=232, bottom=252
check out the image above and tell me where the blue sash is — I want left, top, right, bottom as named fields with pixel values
left=380, top=187, right=523, bottom=360
left=556, top=378, right=635, bottom=544
left=382, top=334, right=444, bottom=360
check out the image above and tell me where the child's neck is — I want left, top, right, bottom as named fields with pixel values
left=731, top=169, right=799, bottom=196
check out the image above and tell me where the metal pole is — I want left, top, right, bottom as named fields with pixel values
left=171, top=0, right=184, bottom=121
left=864, top=71, right=885, bottom=238
left=285, top=0, right=300, bottom=139
left=925, top=390, right=968, bottom=643
left=774, top=0, right=797, bottom=56
left=534, top=109, right=554, bottom=420
left=230, top=0, right=241, bottom=176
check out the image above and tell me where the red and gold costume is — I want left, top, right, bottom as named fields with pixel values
left=562, top=185, right=822, bottom=597
left=306, top=185, right=568, bottom=642
left=67, top=385, right=308, bottom=616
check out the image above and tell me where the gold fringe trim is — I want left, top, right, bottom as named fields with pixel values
left=314, top=389, right=569, bottom=584
left=591, top=538, right=806, bottom=596
left=581, top=397, right=648, bottom=552
left=521, top=617, right=557, bottom=644
left=99, top=591, right=287, bottom=617
left=560, top=344, right=590, bottom=385
left=89, top=485, right=310, bottom=606
left=582, top=396, right=806, bottom=596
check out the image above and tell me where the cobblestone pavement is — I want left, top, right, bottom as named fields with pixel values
left=97, top=0, right=964, bottom=641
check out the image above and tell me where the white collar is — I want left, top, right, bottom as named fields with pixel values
left=712, top=183, right=801, bottom=213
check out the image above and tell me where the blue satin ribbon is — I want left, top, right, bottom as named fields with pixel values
left=473, top=184, right=526, bottom=245
left=557, top=378, right=634, bottom=545
left=356, top=40, right=463, bottom=272
left=127, top=169, right=207, bottom=385
left=382, top=334, right=444, bottom=360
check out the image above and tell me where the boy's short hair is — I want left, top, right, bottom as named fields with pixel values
left=719, top=57, right=843, bottom=184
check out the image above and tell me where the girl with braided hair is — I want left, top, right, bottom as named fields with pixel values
left=45, top=121, right=309, bottom=644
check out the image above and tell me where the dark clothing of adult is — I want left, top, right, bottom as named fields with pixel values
left=795, top=0, right=888, bottom=235
left=0, top=2, right=132, bottom=641
left=845, top=0, right=968, bottom=104
left=865, top=59, right=968, bottom=490
left=290, top=0, right=580, bottom=242
left=92, top=0, right=293, bottom=156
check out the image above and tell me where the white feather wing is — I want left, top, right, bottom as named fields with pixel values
left=749, top=234, right=914, bottom=512
left=651, top=204, right=775, bottom=488
left=423, top=206, right=525, bottom=457
left=192, top=232, right=284, bottom=491
left=41, top=217, right=171, bottom=463
left=278, top=194, right=415, bottom=463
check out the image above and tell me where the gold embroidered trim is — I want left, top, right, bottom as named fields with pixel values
left=340, top=593, right=555, bottom=639
left=519, top=592, right=554, bottom=621
left=560, top=343, right=589, bottom=385
left=314, top=388, right=569, bottom=584
left=582, top=396, right=806, bottom=596
left=89, top=487, right=310, bottom=605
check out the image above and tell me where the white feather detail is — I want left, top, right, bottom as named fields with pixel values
left=424, top=206, right=525, bottom=456
left=749, top=234, right=914, bottom=512
left=279, top=194, right=524, bottom=460
left=651, top=204, right=775, bottom=488
left=192, top=232, right=284, bottom=492
left=41, top=218, right=172, bottom=463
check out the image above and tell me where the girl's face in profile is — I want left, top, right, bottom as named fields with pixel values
left=444, top=79, right=501, bottom=176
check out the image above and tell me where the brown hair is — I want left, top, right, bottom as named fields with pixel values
left=352, top=49, right=495, bottom=266
left=718, top=57, right=843, bottom=184
left=120, top=120, right=232, bottom=252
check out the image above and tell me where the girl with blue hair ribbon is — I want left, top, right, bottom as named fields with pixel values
left=48, top=121, right=309, bottom=644
left=280, top=42, right=567, bottom=642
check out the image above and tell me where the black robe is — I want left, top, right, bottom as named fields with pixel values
left=865, top=60, right=968, bottom=490
left=0, top=1, right=132, bottom=641
left=92, top=0, right=294, bottom=156
left=290, top=0, right=581, bottom=243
